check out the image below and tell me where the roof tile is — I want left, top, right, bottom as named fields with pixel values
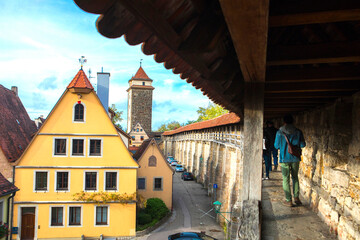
left=67, top=69, right=94, bottom=89
left=0, top=85, right=37, bottom=162
left=131, top=66, right=150, bottom=80
left=163, top=112, right=240, bottom=136
left=0, top=173, right=18, bottom=197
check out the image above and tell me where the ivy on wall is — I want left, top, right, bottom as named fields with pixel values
left=73, top=191, right=136, bottom=204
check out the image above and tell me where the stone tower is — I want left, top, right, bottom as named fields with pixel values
left=127, top=66, right=154, bottom=134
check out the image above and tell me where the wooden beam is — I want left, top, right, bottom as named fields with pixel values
left=220, top=0, right=269, bottom=83
left=270, top=9, right=360, bottom=27
left=267, top=65, right=360, bottom=83
left=267, top=41, right=360, bottom=66
left=265, top=91, right=353, bottom=99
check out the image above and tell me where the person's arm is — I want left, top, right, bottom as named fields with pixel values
left=299, top=130, right=306, bottom=148
left=274, top=131, right=281, bottom=149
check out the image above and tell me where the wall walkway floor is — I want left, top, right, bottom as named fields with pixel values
left=261, top=170, right=337, bottom=240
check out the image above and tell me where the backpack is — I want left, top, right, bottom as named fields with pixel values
left=282, top=131, right=302, bottom=158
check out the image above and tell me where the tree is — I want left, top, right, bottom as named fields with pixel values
left=109, top=104, right=123, bottom=129
left=156, top=121, right=181, bottom=132
left=196, top=103, right=228, bottom=122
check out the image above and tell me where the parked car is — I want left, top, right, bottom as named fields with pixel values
left=181, top=172, right=194, bottom=181
left=175, top=164, right=184, bottom=172
left=167, top=156, right=175, bottom=163
left=168, top=232, right=217, bottom=240
left=171, top=160, right=178, bottom=166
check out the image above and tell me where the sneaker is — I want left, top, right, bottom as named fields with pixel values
left=283, top=200, right=294, bottom=207
left=265, top=177, right=269, bottom=180
left=294, top=197, right=302, bottom=206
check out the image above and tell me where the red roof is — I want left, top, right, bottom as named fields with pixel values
left=67, top=69, right=94, bottom=90
left=0, top=85, right=37, bottom=162
left=131, top=66, right=151, bottom=80
left=163, top=112, right=241, bottom=136
left=0, top=173, right=19, bottom=197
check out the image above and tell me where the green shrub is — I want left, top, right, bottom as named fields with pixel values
left=145, top=198, right=169, bottom=220
left=137, top=211, right=152, bottom=225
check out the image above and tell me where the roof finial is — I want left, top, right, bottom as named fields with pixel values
left=79, top=56, right=87, bottom=70
left=140, top=59, right=143, bottom=67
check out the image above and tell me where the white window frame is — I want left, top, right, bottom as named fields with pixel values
left=104, top=171, right=119, bottom=192
left=67, top=205, right=83, bottom=227
left=153, top=177, right=163, bottom=191
left=33, top=170, right=49, bottom=192
left=53, top=137, right=68, bottom=157
left=94, top=205, right=110, bottom=227
left=49, top=205, right=65, bottom=228
left=88, top=138, right=103, bottom=158
left=83, top=170, right=99, bottom=192
left=71, top=137, right=86, bottom=157
left=54, top=171, right=70, bottom=192
left=72, top=102, right=86, bottom=123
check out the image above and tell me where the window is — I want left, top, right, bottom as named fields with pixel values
left=131, top=136, right=135, bottom=140
left=140, top=136, right=144, bottom=141
left=72, top=139, right=84, bottom=156
left=56, top=172, right=69, bottom=191
left=89, top=139, right=101, bottom=156
left=85, top=172, right=97, bottom=190
left=74, top=103, right=84, bottom=122
left=140, top=129, right=143, bottom=132
left=142, top=82, right=145, bottom=85
left=35, top=172, right=48, bottom=191
left=136, top=128, right=139, bottom=132
left=154, top=177, right=162, bottom=191
left=137, top=178, right=146, bottom=190
left=105, top=172, right=117, bottom=190
left=54, top=138, right=66, bottom=155
left=69, top=207, right=81, bottom=226
left=148, top=156, right=157, bottom=167
left=51, top=207, right=63, bottom=226
left=95, top=206, right=108, bottom=225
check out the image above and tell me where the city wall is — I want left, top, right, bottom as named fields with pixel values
left=162, top=91, right=360, bottom=239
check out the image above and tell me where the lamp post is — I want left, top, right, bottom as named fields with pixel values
left=213, top=201, right=231, bottom=223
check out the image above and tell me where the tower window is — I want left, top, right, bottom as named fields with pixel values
left=141, top=136, right=144, bottom=141
left=74, top=103, right=84, bottom=122
left=142, top=82, right=145, bottom=85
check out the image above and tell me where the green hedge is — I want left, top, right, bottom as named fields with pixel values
left=145, top=198, right=169, bottom=220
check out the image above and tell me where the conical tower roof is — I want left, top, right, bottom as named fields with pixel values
left=131, top=66, right=151, bottom=80
left=67, top=69, right=94, bottom=90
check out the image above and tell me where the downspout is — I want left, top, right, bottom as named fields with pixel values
left=7, top=166, right=16, bottom=240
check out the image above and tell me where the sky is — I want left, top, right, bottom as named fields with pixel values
left=0, top=0, right=211, bottom=131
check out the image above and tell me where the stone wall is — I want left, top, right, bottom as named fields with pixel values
left=286, top=92, right=360, bottom=240
left=129, top=88, right=153, bottom=134
left=163, top=126, right=244, bottom=234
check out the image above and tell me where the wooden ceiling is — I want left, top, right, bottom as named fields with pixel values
left=74, top=0, right=360, bottom=119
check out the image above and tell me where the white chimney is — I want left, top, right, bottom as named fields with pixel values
left=97, top=72, right=110, bottom=111
left=11, top=86, right=18, bottom=96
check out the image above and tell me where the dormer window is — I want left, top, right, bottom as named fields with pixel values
left=74, top=103, right=84, bottom=122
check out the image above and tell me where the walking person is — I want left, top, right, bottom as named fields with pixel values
left=263, top=128, right=271, bottom=180
left=274, top=114, right=306, bottom=207
left=264, top=120, right=279, bottom=171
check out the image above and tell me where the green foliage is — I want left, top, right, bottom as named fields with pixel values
left=156, top=121, right=181, bottom=132
left=196, top=103, right=228, bottom=122
left=73, top=191, right=136, bottom=204
left=137, top=210, right=152, bottom=225
left=145, top=198, right=169, bottom=220
left=0, top=224, right=8, bottom=238
left=109, top=104, right=123, bottom=129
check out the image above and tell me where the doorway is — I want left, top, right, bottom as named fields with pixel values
left=21, top=207, right=35, bottom=240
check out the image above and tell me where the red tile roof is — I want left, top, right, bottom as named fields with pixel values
left=67, top=69, right=94, bottom=90
left=163, top=112, right=241, bottom=136
left=133, top=139, right=152, bottom=160
left=0, top=85, right=37, bottom=162
left=131, top=66, right=150, bottom=80
left=0, top=173, right=19, bottom=197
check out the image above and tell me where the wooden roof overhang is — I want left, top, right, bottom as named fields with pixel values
left=74, top=0, right=360, bottom=119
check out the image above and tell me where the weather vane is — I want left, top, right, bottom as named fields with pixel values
left=79, top=56, right=87, bottom=70
left=140, top=59, right=143, bottom=67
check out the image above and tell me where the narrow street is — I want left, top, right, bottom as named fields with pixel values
left=138, top=170, right=225, bottom=240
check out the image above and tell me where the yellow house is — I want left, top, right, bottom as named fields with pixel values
left=133, top=139, right=174, bottom=209
left=12, top=69, right=138, bottom=240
